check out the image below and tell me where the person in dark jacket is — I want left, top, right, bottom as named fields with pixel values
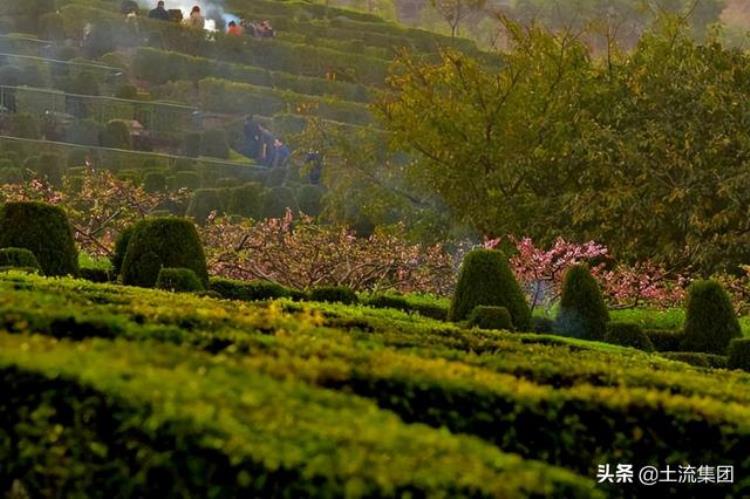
left=243, top=115, right=262, bottom=160
left=148, top=1, right=170, bottom=21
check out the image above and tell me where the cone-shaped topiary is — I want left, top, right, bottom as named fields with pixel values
left=682, top=280, right=740, bottom=354
left=449, top=249, right=530, bottom=329
left=728, top=338, right=750, bottom=372
left=155, top=267, right=204, bottom=292
left=604, top=322, right=654, bottom=352
left=556, top=264, right=609, bottom=341
left=0, top=202, right=78, bottom=276
left=468, top=306, right=514, bottom=331
left=143, top=171, right=166, bottom=193
left=121, top=217, right=208, bottom=288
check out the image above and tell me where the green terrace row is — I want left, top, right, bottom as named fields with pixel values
left=0, top=333, right=596, bottom=498
left=1, top=273, right=749, bottom=496
left=58, top=4, right=391, bottom=85
left=130, top=47, right=372, bottom=103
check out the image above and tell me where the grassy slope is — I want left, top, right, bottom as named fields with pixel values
left=1, top=272, right=750, bottom=496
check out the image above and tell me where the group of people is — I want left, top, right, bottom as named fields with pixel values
left=244, top=116, right=290, bottom=169
left=147, top=2, right=205, bottom=29
left=142, top=1, right=275, bottom=37
left=227, top=20, right=275, bottom=38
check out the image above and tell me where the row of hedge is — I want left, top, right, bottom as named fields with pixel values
left=0, top=332, right=595, bottom=498
left=0, top=272, right=748, bottom=496
left=153, top=78, right=372, bottom=126
left=58, top=5, right=392, bottom=85
left=132, top=47, right=372, bottom=103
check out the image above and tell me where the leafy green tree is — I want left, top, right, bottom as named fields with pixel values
left=376, top=22, right=595, bottom=239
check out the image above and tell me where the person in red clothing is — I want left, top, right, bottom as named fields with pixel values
left=227, top=20, right=244, bottom=36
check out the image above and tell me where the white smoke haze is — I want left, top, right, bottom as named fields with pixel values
left=136, top=0, right=239, bottom=31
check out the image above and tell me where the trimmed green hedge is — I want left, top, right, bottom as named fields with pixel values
left=155, top=267, right=204, bottom=292
left=0, top=333, right=595, bottom=498
left=209, top=277, right=293, bottom=301
left=604, top=322, right=654, bottom=352
left=682, top=280, right=741, bottom=354
left=557, top=265, right=609, bottom=341
left=311, top=286, right=359, bottom=304
left=728, top=338, right=750, bottom=372
left=0, top=201, right=78, bottom=276
left=449, top=249, right=531, bottom=329
left=468, top=305, right=514, bottom=331
left=121, top=217, right=208, bottom=288
left=0, top=247, right=41, bottom=271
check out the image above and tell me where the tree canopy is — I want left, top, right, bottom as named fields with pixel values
left=376, top=17, right=750, bottom=274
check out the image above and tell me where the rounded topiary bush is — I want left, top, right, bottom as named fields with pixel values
left=200, top=129, right=230, bottom=159
left=0, top=202, right=78, bottom=276
left=186, top=188, right=223, bottom=223
left=468, top=305, right=514, bottom=331
left=262, top=186, right=298, bottom=219
left=556, top=264, right=609, bottom=341
left=297, top=184, right=324, bottom=217
left=0, top=247, right=41, bottom=272
left=100, top=120, right=132, bottom=149
left=728, top=338, right=750, bottom=372
left=310, top=286, right=359, bottom=305
left=604, top=322, right=654, bottom=352
left=209, top=277, right=292, bottom=301
left=226, top=182, right=265, bottom=219
left=143, top=171, right=167, bottom=193
left=448, top=249, right=530, bottom=329
left=682, top=280, right=740, bottom=354
left=121, top=217, right=208, bottom=288
left=175, top=171, right=202, bottom=190
left=155, top=267, right=204, bottom=292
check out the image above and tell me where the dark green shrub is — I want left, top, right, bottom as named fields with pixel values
left=262, top=186, right=298, bottom=219
left=143, top=172, right=166, bottom=193
left=200, top=129, right=230, bottom=159
left=297, top=184, right=324, bottom=217
left=728, top=338, right=750, bottom=372
left=644, top=329, right=684, bottom=352
left=186, top=188, right=223, bottom=223
left=449, top=249, right=530, bottom=329
left=468, top=306, right=514, bottom=331
left=11, top=113, right=41, bottom=139
left=121, top=217, right=208, bottom=288
left=310, top=286, right=359, bottom=305
left=79, top=267, right=112, bottom=283
left=661, top=352, right=728, bottom=369
left=175, top=171, right=201, bottom=190
left=182, top=132, right=202, bottom=158
left=115, top=84, right=139, bottom=100
left=604, top=323, right=654, bottom=352
left=110, top=225, right=136, bottom=275
left=0, top=202, right=78, bottom=276
left=63, top=175, right=85, bottom=194
left=208, top=277, right=292, bottom=301
left=23, top=154, right=63, bottom=186
left=0, top=168, right=24, bottom=184
left=367, top=294, right=410, bottom=312
left=67, top=119, right=101, bottom=146
left=532, top=317, right=556, bottom=334
left=155, top=267, right=204, bottom=292
left=226, top=182, right=265, bottom=219
left=0, top=247, right=41, bottom=272
left=682, top=280, right=741, bottom=354
left=556, top=264, right=609, bottom=341
left=100, top=120, right=132, bottom=149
